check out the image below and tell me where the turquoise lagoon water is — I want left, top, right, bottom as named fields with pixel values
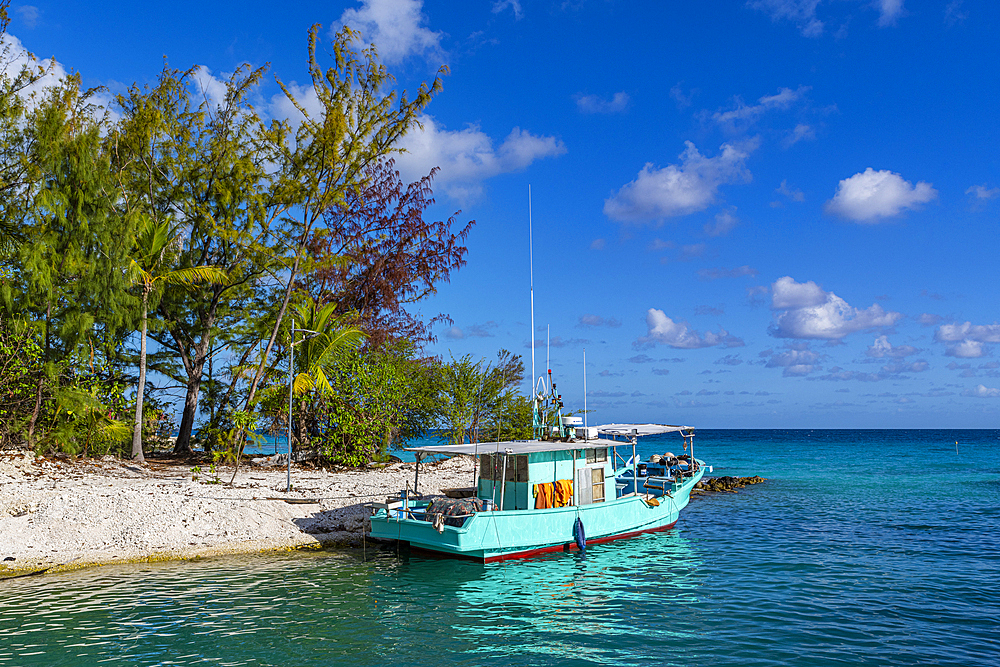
left=2, top=430, right=999, bottom=666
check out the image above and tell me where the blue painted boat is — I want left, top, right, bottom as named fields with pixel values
left=368, top=424, right=708, bottom=562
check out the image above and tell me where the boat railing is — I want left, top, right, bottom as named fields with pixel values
left=364, top=501, right=483, bottom=529
left=642, top=476, right=676, bottom=496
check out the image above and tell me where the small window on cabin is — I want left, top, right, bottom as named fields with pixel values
left=479, top=454, right=494, bottom=480
left=586, top=448, right=608, bottom=464
left=504, top=455, right=529, bottom=482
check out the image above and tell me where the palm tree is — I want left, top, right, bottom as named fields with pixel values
left=127, top=216, right=227, bottom=462
left=289, top=297, right=367, bottom=397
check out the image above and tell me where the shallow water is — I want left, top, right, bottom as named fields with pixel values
left=2, top=430, right=998, bottom=666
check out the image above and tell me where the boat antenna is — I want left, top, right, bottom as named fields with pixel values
left=529, top=185, right=535, bottom=407
left=546, top=324, right=550, bottom=380
left=583, top=347, right=588, bottom=437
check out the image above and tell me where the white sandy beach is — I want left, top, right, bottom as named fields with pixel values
left=0, top=450, right=474, bottom=576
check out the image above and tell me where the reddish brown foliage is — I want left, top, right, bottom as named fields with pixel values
left=304, top=160, right=474, bottom=348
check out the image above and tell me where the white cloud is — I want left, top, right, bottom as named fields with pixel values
left=962, top=384, right=1000, bottom=398
left=966, top=184, right=999, bottom=200
left=0, top=33, right=116, bottom=121
left=268, top=80, right=324, bottom=129
left=783, top=123, right=815, bottom=147
left=590, top=238, right=606, bottom=250
left=776, top=179, right=805, bottom=202
left=770, top=276, right=903, bottom=339
left=825, top=168, right=936, bottom=222
left=712, top=86, right=810, bottom=131
left=704, top=208, right=738, bottom=236
left=574, top=91, right=630, bottom=114
left=918, top=313, right=943, bottom=326
left=881, top=360, right=928, bottom=374
left=1, top=33, right=68, bottom=105
left=945, top=340, right=984, bottom=358
left=679, top=243, right=707, bottom=260
left=636, top=309, right=744, bottom=349
left=945, top=1, right=968, bottom=25
left=935, top=322, right=1000, bottom=343
left=445, top=325, right=464, bottom=339
left=393, top=116, right=566, bottom=201
left=876, top=0, right=904, bottom=27
left=492, top=0, right=523, bottom=19
left=604, top=140, right=757, bottom=223
left=935, top=321, right=1000, bottom=358
left=670, top=84, right=695, bottom=109
left=191, top=66, right=229, bottom=110
left=697, top=266, right=758, bottom=281
left=14, top=5, right=40, bottom=29
left=748, top=0, right=824, bottom=37
left=865, top=335, right=919, bottom=359
left=771, top=276, right=825, bottom=309
left=761, top=344, right=822, bottom=376
left=578, top=314, right=621, bottom=328
left=337, top=0, right=444, bottom=65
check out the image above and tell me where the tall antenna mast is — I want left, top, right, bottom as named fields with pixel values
left=529, top=185, right=535, bottom=405
left=583, top=348, right=588, bottom=433
left=546, top=325, right=550, bottom=380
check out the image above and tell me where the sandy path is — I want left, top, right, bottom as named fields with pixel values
left=0, top=450, right=474, bottom=576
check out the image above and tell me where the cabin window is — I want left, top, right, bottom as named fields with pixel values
left=591, top=467, right=605, bottom=502
left=479, top=453, right=528, bottom=482
left=505, top=455, right=529, bottom=482
left=586, top=448, right=607, bottom=464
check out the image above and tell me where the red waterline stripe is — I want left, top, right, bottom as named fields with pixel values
left=479, top=520, right=679, bottom=563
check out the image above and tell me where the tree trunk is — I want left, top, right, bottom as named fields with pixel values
left=131, top=295, right=149, bottom=462
left=174, top=374, right=202, bottom=454
left=26, top=375, right=44, bottom=444
left=168, top=309, right=216, bottom=455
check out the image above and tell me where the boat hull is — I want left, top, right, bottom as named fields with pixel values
left=369, top=467, right=703, bottom=562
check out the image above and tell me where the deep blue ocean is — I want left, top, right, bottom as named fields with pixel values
left=2, top=430, right=998, bottom=666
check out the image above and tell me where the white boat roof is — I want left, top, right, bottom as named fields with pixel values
left=406, top=424, right=694, bottom=456
left=596, top=423, right=693, bottom=437
left=406, top=438, right=623, bottom=456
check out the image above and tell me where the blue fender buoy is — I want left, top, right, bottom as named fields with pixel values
left=574, top=517, right=586, bottom=552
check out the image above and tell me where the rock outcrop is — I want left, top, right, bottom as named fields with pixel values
left=695, top=475, right=766, bottom=493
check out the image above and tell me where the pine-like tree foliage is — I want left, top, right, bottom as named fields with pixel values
left=240, top=25, right=446, bottom=411
left=113, top=65, right=280, bottom=454
left=0, top=76, right=137, bottom=444
left=437, top=350, right=528, bottom=445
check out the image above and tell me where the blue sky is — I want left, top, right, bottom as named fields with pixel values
left=6, top=0, right=999, bottom=427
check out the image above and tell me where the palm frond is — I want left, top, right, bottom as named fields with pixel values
left=161, top=265, right=228, bottom=287
left=293, top=372, right=314, bottom=395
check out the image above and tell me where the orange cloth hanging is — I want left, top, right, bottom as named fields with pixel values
left=553, top=479, right=574, bottom=507
left=533, top=482, right=554, bottom=509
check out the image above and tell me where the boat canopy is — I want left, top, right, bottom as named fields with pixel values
left=406, top=438, right=623, bottom=456
left=596, top=423, right=693, bottom=437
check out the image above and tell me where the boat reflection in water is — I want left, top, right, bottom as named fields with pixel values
left=369, top=528, right=705, bottom=665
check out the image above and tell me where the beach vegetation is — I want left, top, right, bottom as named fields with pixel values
left=436, top=350, right=529, bottom=445
left=126, top=215, right=228, bottom=463
left=0, top=16, right=536, bottom=466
